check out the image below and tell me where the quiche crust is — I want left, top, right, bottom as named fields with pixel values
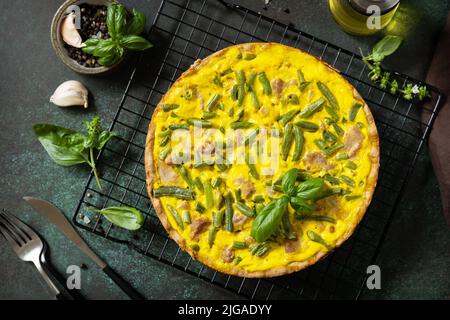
left=145, top=43, right=379, bottom=278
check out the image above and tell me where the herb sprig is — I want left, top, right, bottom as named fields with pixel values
left=250, top=169, right=334, bottom=243
left=360, top=35, right=430, bottom=101
left=33, top=116, right=115, bottom=192
left=88, top=206, right=144, bottom=230
left=82, top=4, right=153, bottom=66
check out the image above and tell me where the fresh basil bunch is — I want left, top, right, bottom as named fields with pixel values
left=33, top=116, right=115, bottom=192
left=251, top=169, right=329, bottom=242
left=82, top=4, right=153, bottom=66
left=88, top=206, right=144, bottom=230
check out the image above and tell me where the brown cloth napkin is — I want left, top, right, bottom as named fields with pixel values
left=422, top=13, right=450, bottom=226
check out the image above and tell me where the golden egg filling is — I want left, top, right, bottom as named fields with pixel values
left=145, top=43, right=379, bottom=278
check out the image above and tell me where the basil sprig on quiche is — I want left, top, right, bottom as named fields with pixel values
left=145, top=43, right=379, bottom=278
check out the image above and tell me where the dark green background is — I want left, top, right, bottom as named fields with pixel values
left=0, top=0, right=449, bottom=300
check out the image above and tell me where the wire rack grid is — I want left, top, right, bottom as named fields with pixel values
left=73, top=0, right=442, bottom=300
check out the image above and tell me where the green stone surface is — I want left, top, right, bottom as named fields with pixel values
left=0, top=0, right=449, bottom=300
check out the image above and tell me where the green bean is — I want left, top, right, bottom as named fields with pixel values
left=235, top=109, right=244, bottom=122
left=244, top=128, right=260, bottom=146
left=202, top=111, right=217, bottom=120
left=356, top=122, right=365, bottom=129
left=299, top=98, right=325, bottom=118
left=230, top=121, right=254, bottom=129
left=253, top=195, right=265, bottom=203
left=332, top=123, right=344, bottom=136
left=234, top=202, right=255, bottom=217
left=213, top=210, right=224, bottom=228
left=286, top=94, right=300, bottom=105
left=228, top=107, right=234, bottom=117
left=345, top=195, right=361, bottom=201
left=307, top=230, right=331, bottom=250
left=324, top=174, right=340, bottom=185
left=349, top=102, right=363, bottom=121
left=242, top=52, right=256, bottom=60
left=317, top=82, right=339, bottom=110
left=279, top=109, right=300, bottom=126
left=194, top=177, right=204, bottom=192
left=225, top=192, right=234, bottom=232
left=250, top=243, right=271, bottom=257
left=281, top=123, right=294, bottom=161
left=190, top=244, right=200, bottom=252
left=293, top=125, right=304, bottom=161
left=158, top=128, right=172, bottom=138
left=219, top=126, right=226, bottom=134
left=281, top=212, right=297, bottom=240
left=193, top=160, right=214, bottom=168
left=234, top=189, right=242, bottom=202
left=335, top=152, right=349, bottom=161
left=295, top=121, right=319, bottom=132
left=233, top=241, right=247, bottom=249
left=158, top=147, right=171, bottom=161
left=206, top=94, right=221, bottom=111
left=235, top=70, right=246, bottom=84
left=247, top=162, right=260, bottom=180
left=298, top=69, right=311, bottom=91
left=170, top=112, right=179, bottom=118
left=220, top=68, right=233, bottom=76
left=208, top=227, right=217, bottom=247
left=214, top=190, right=223, bottom=210
left=183, top=89, right=193, bottom=100
left=250, top=91, right=260, bottom=109
left=169, top=123, right=189, bottom=130
left=195, top=202, right=206, bottom=213
left=258, top=72, right=272, bottom=95
left=167, top=205, right=184, bottom=230
left=234, top=256, right=243, bottom=265
left=213, top=75, right=223, bottom=87
left=215, top=163, right=229, bottom=172
left=187, top=118, right=213, bottom=128
left=322, top=130, right=337, bottom=144
left=297, top=215, right=336, bottom=223
left=346, top=161, right=358, bottom=170
left=159, top=135, right=170, bottom=147
left=161, top=104, right=179, bottom=112
left=177, top=165, right=195, bottom=190
left=182, top=210, right=191, bottom=224
left=272, top=185, right=284, bottom=193
left=204, top=179, right=214, bottom=209
left=211, top=177, right=222, bottom=188
left=323, top=143, right=344, bottom=156
left=325, top=104, right=340, bottom=122
left=230, top=84, right=239, bottom=101
left=314, top=139, right=327, bottom=150
left=340, top=175, right=356, bottom=187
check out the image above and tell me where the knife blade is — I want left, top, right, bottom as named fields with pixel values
left=23, top=196, right=106, bottom=268
left=23, top=196, right=144, bottom=300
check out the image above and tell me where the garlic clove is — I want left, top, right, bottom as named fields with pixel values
left=50, top=80, right=89, bottom=108
left=61, top=12, right=85, bottom=48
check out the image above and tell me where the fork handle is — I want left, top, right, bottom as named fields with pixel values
left=33, top=260, right=61, bottom=298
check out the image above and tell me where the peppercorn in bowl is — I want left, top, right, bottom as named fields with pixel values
left=145, top=43, right=379, bottom=278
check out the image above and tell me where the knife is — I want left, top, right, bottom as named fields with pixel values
left=23, top=196, right=144, bottom=300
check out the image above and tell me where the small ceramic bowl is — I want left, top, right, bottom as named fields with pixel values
left=50, top=0, right=122, bottom=75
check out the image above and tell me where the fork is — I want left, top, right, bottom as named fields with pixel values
left=0, top=209, right=63, bottom=299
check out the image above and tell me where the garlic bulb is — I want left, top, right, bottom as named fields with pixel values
left=50, top=80, right=89, bottom=108
left=61, top=12, right=85, bottom=48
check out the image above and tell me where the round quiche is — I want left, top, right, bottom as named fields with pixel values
left=145, top=42, right=379, bottom=278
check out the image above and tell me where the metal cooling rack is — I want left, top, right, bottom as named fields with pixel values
left=73, top=0, right=443, bottom=300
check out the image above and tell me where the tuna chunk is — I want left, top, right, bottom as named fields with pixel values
left=344, top=125, right=364, bottom=157
left=285, top=240, right=299, bottom=253
left=304, top=152, right=335, bottom=171
left=233, top=213, right=248, bottom=227
left=190, top=218, right=211, bottom=241
left=158, top=161, right=178, bottom=184
left=241, top=180, right=256, bottom=199
left=271, top=78, right=286, bottom=96
left=222, top=247, right=235, bottom=263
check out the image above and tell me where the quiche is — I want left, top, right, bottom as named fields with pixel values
left=145, top=43, right=379, bottom=278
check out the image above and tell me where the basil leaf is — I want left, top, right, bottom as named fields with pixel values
left=120, top=35, right=153, bottom=51
left=125, top=8, right=146, bottom=35
left=89, top=206, right=143, bottom=230
left=84, top=38, right=100, bottom=47
left=96, top=131, right=115, bottom=150
left=98, top=52, right=121, bottom=66
left=251, top=196, right=289, bottom=242
left=281, top=168, right=298, bottom=196
left=92, top=39, right=116, bottom=57
left=106, top=4, right=117, bottom=38
left=33, top=124, right=88, bottom=166
left=372, top=35, right=403, bottom=62
left=296, top=178, right=325, bottom=200
left=290, top=197, right=315, bottom=213
left=82, top=45, right=97, bottom=55
left=114, top=4, right=127, bottom=35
